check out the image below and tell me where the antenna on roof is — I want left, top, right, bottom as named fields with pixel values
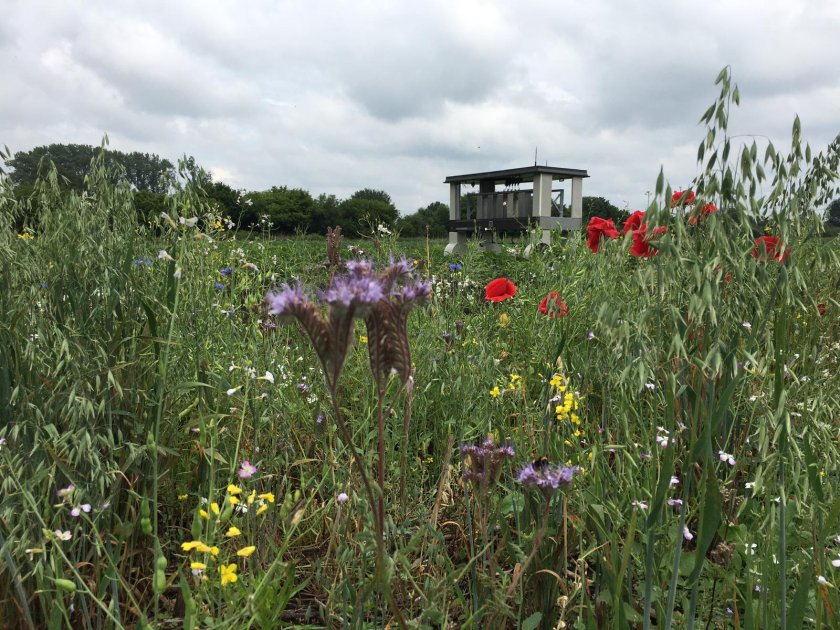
left=534, top=147, right=538, bottom=166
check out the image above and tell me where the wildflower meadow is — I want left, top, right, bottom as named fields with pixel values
left=2, top=70, right=840, bottom=629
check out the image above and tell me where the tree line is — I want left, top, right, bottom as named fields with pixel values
left=11, top=143, right=761, bottom=238
left=3, top=144, right=454, bottom=237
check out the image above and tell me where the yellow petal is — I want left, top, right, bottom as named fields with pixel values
left=257, top=493, right=275, bottom=504
left=256, top=503, right=268, bottom=516
left=227, top=484, right=242, bottom=496
left=229, top=496, right=240, bottom=505
left=209, top=546, right=220, bottom=557
left=210, top=502, right=220, bottom=516
left=236, top=546, right=256, bottom=557
left=247, top=490, right=256, bottom=506
left=225, top=526, right=241, bottom=537
left=190, top=562, right=206, bottom=570
left=199, top=509, right=208, bottom=520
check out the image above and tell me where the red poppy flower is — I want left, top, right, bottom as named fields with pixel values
left=817, top=303, right=826, bottom=316
left=539, top=291, right=568, bottom=318
left=622, top=210, right=646, bottom=235
left=585, top=216, right=620, bottom=252
left=688, top=203, right=718, bottom=225
left=671, top=190, right=696, bottom=207
left=751, top=235, right=789, bottom=264
left=630, top=224, right=667, bottom=258
left=484, top=278, right=517, bottom=302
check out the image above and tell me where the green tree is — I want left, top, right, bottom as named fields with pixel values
left=248, top=186, right=316, bottom=233
left=826, top=198, right=840, bottom=226
left=204, top=181, right=242, bottom=225
left=338, top=192, right=398, bottom=236
left=397, top=201, right=449, bottom=237
left=581, top=196, right=628, bottom=224
left=8, top=144, right=174, bottom=193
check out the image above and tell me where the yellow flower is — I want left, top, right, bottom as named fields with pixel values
left=359, top=335, right=368, bottom=344
left=247, top=490, right=256, bottom=506
left=199, top=509, right=209, bottom=520
left=181, top=540, right=205, bottom=552
left=256, top=503, right=268, bottom=516
left=490, top=386, right=501, bottom=398
left=209, top=546, right=220, bottom=557
left=225, top=526, right=241, bottom=537
left=229, top=496, right=240, bottom=506
left=190, top=562, right=207, bottom=571
left=227, top=484, right=242, bottom=496
left=210, top=502, right=220, bottom=516
left=195, top=543, right=212, bottom=554
left=237, top=546, right=256, bottom=557
left=219, top=563, right=238, bottom=586
left=509, top=373, right=520, bottom=382
left=177, top=494, right=188, bottom=501
left=498, top=313, right=510, bottom=329
left=258, top=492, right=275, bottom=504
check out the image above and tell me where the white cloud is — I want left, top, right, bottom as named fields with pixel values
left=1, top=0, right=838, bottom=214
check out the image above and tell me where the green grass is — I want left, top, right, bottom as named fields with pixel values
left=1, top=70, right=840, bottom=629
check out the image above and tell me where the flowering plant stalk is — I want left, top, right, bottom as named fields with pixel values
left=266, top=258, right=428, bottom=627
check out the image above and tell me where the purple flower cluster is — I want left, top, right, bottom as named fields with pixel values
left=321, top=273, right=384, bottom=309
left=265, top=283, right=309, bottom=318
left=460, top=436, right=515, bottom=486
left=517, top=462, right=579, bottom=493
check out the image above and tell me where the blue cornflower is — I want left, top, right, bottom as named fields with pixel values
left=214, top=282, right=226, bottom=290
left=220, top=267, right=233, bottom=276
left=449, top=263, right=463, bottom=271
left=133, top=257, right=154, bottom=267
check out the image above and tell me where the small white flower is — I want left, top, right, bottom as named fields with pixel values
left=631, top=500, right=648, bottom=511
left=337, top=492, right=349, bottom=504
left=656, top=435, right=669, bottom=448
left=831, top=558, right=840, bottom=568
left=180, top=216, right=199, bottom=228
left=742, top=322, right=752, bottom=330
left=817, top=575, right=831, bottom=586
left=669, top=476, right=680, bottom=486
left=745, top=481, right=755, bottom=489
left=667, top=498, right=683, bottom=507
left=260, top=371, right=275, bottom=384
left=718, top=450, right=735, bottom=466
left=749, top=395, right=757, bottom=402
left=645, top=382, right=656, bottom=391
left=54, top=530, right=72, bottom=541
left=745, top=543, right=757, bottom=555
left=683, top=526, right=694, bottom=541
left=226, top=386, right=241, bottom=396
left=158, top=249, right=174, bottom=262
left=173, top=267, right=182, bottom=279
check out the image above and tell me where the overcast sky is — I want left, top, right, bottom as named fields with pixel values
left=1, top=0, right=839, bottom=214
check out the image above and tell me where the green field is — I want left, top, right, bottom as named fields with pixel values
left=2, top=79, right=840, bottom=629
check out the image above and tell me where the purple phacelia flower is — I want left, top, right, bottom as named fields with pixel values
left=517, top=461, right=579, bottom=493
left=214, top=281, right=226, bottom=290
left=321, top=275, right=384, bottom=309
left=220, top=267, right=233, bottom=276
left=461, top=436, right=515, bottom=487
left=265, top=283, right=310, bottom=317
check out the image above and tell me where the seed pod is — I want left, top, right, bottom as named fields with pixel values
left=54, top=578, right=77, bottom=592
left=155, top=555, right=167, bottom=571
left=153, top=569, right=166, bottom=593
left=293, top=489, right=302, bottom=502
left=140, top=517, right=152, bottom=535
left=140, top=499, right=150, bottom=519
left=146, top=431, right=156, bottom=455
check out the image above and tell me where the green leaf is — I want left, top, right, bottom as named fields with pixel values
left=786, top=562, right=813, bottom=629
left=688, top=468, right=721, bottom=586
left=522, top=612, right=543, bottom=630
